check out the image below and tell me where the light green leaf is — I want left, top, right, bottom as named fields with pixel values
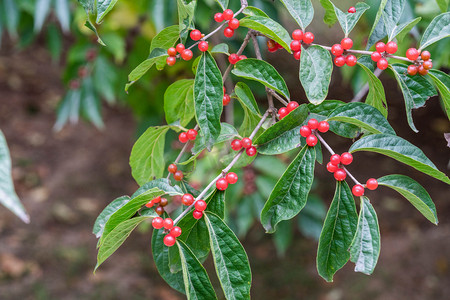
left=211, top=43, right=229, bottom=55
left=177, top=0, right=197, bottom=42
left=96, top=0, right=118, bottom=23
left=419, top=12, right=450, bottom=50
left=357, top=62, right=387, bottom=117
left=93, top=196, right=130, bottom=238
left=319, top=0, right=337, bottom=26
left=54, top=0, right=71, bottom=33
left=164, top=79, right=195, bottom=126
left=234, top=82, right=261, bottom=116
left=126, top=48, right=168, bottom=91
left=54, top=88, right=81, bottom=131
left=150, top=25, right=180, bottom=52
left=132, top=178, right=184, bottom=198
left=243, top=6, right=269, bottom=18
left=428, top=70, right=450, bottom=120
left=436, top=0, right=449, bottom=13
left=387, top=17, right=421, bottom=43
left=214, top=0, right=228, bottom=10
left=279, top=0, right=314, bottom=31
left=333, top=2, right=370, bottom=36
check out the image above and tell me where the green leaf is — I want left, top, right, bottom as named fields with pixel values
left=260, top=145, right=316, bottom=233
left=390, top=63, right=437, bottom=132
left=194, top=52, right=223, bottom=150
left=419, top=12, right=450, bottom=50
left=357, top=62, right=387, bottom=117
left=243, top=6, right=269, bottom=18
left=130, top=126, right=169, bottom=186
left=34, top=0, right=52, bottom=32
left=126, top=48, right=168, bottom=91
left=191, top=123, right=239, bottom=154
left=80, top=78, right=104, bottom=129
left=234, top=82, right=261, bottom=116
left=349, top=134, right=450, bottom=184
left=96, top=0, right=118, bottom=23
left=178, top=240, right=218, bottom=299
left=428, top=70, right=450, bottom=120
left=299, top=45, right=333, bottom=105
left=436, top=0, right=449, bottom=13
left=319, top=0, right=337, bottom=26
left=377, top=174, right=438, bottom=224
left=205, top=212, right=252, bottom=299
left=132, top=178, right=184, bottom=198
left=333, top=2, right=370, bottom=37
left=387, top=17, right=421, bottom=43
left=0, top=131, right=29, bottom=223
left=211, top=43, right=229, bottom=55
left=214, top=0, right=228, bottom=10
left=93, top=196, right=130, bottom=238
left=54, top=88, right=81, bottom=131
left=239, top=16, right=292, bottom=52
left=349, top=197, right=381, bottom=275
left=164, top=79, right=195, bottom=127
left=279, top=0, right=314, bottom=31
left=327, top=102, right=395, bottom=135
left=317, top=181, right=358, bottom=282
left=150, top=25, right=180, bottom=53
left=177, top=0, right=197, bottom=42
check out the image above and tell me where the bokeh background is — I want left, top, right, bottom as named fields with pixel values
left=1, top=0, right=449, bottom=299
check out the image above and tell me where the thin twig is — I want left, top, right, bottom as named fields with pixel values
left=268, top=89, right=289, bottom=106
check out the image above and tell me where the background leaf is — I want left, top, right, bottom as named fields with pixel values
left=357, top=62, right=387, bottom=117
left=279, top=0, right=314, bottom=31
left=96, top=0, right=119, bottom=23
left=428, top=70, right=450, bottom=120
left=419, top=12, right=450, bottom=50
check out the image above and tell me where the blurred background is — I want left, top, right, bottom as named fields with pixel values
left=0, top=0, right=449, bottom=299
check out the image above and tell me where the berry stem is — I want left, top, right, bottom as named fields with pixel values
left=343, top=166, right=362, bottom=185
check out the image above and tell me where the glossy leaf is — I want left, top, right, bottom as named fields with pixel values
left=96, top=0, right=119, bottom=23
left=349, top=134, right=450, bottom=184
left=378, top=174, right=438, bottom=224
left=150, top=25, right=180, bottom=52
left=333, top=2, right=370, bottom=36
left=214, top=0, right=228, bottom=10
left=243, top=6, right=269, bottom=18
left=357, top=62, right=387, bottom=117
left=419, top=12, right=450, bottom=50
left=132, top=178, right=184, bottom=198
left=93, top=196, right=130, bottom=238
left=299, top=45, right=333, bottom=105
left=261, top=145, right=316, bottom=233
left=349, top=197, right=381, bottom=275
left=164, top=79, right=195, bottom=126
left=390, top=63, right=437, bottom=132
left=367, top=0, right=405, bottom=49
left=194, top=52, right=223, bottom=150
left=279, top=0, right=314, bottom=31
left=205, top=212, right=252, bottom=300
left=428, top=70, right=450, bottom=120
left=126, top=48, right=168, bottom=91
left=317, top=181, right=358, bottom=282
left=387, top=17, right=421, bottom=43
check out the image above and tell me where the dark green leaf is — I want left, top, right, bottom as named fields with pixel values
left=357, top=62, right=387, bottom=117
left=307, top=100, right=345, bottom=115
left=428, top=69, right=450, bottom=120
left=206, top=190, right=225, bottom=219
left=93, top=196, right=130, bottom=238
left=298, top=195, right=326, bottom=240
left=333, top=2, right=370, bottom=36
left=273, top=221, right=293, bottom=257
left=279, top=0, right=314, bottom=31
left=164, top=79, right=195, bottom=126
left=419, top=12, right=450, bottom=50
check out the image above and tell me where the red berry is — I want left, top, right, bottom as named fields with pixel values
left=246, top=146, right=257, bottom=156
left=228, top=18, right=240, bottom=29
left=334, top=56, right=346, bottom=67
left=173, top=170, right=183, bottom=181
left=190, top=29, right=202, bottom=41
left=223, top=9, right=234, bottom=21
left=290, top=40, right=301, bottom=52
left=267, top=39, right=277, bottom=49
left=375, top=42, right=386, bottom=53
left=166, top=56, right=176, bottom=66
left=352, top=184, right=365, bottom=197
left=406, top=48, right=420, bottom=61
left=306, top=134, right=318, bottom=147
left=330, top=154, right=341, bottom=165
left=192, top=209, right=203, bottom=219
left=307, top=118, right=319, bottom=130
left=303, top=32, right=314, bottom=44
left=334, top=169, right=347, bottom=181
left=418, top=65, right=428, bottom=76
left=278, top=107, right=289, bottom=119
left=241, top=138, right=252, bottom=149
left=348, top=6, right=356, bottom=13
left=198, top=41, right=209, bottom=52
left=228, top=53, right=239, bottom=64
left=169, top=226, right=182, bottom=238
left=239, top=55, right=247, bottom=60
left=371, top=51, right=381, bottom=62
left=163, top=234, right=176, bottom=247
left=385, top=41, right=397, bottom=54
left=179, top=132, right=189, bottom=143
left=223, top=94, right=231, bottom=106
left=163, top=218, right=174, bottom=230
left=181, top=194, right=194, bottom=206
left=366, top=178, right=378, bottom=190
left=187, top=129, right=198, bottom=140
left=341, top=38, right=353, bottom=50
left=152, top=196, right=161, bottom=204
left=423, top=60, right=433, bottom=70
left=346, top=55, right=357, bottom=66
left=181, top=49, right=193, bottom=61
left=407, top=65, right=418, bottom=76
left=331, top=44, right=344, bottom=56
left=318, top=121, right=329, bottom=133
left=231, top=139, right=242, bottom=151
left=168, top=163, right=177, bottom=174
left=167, top=47, right=177, bottom=57
left=421, top=51, right=431, bottom=61
left=145, top=200, right=154, bottom=208
left=226, top=172, right=238, bottom=184
left=152, top=217, right=164, bottom=229
left=195, top=200, right=207, bottom=211
left=216, top=178, right=228, bottom=191
left=292, top=29, right=303, bottom=41
left=176, top=43, right=185, bottom=53
left=293, top=50, right=301, bottom=60
left=287, top=101, right=299, bottom=112
left=223, top=86, right=226, bottom=93
left=340, top=152, right=353, bottom=165
left=300, top=125, right=312, bottom=137
left=377, top=58, right=389, bottom=70
left=214, top=12, right=224, bottom=22
left=326, top=162, right=338, bottom=173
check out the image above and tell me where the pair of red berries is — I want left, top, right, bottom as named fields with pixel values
left=370, top=41, right=398, bottom=70
left=179, top=129, right=198, bottom=143
left=326, top=152, right=353, bottom=180
left=168, top=164, right=184, bottom=181
left=331, top=38, right=357, bottom=67
left=228, top=53, right=247, bottom=64
left=216, top=172, right=238, bottom=191
left=278, top=101, right=299, bottom=119
left=214, top=9, right=239, bottom=38
left=192, top=199, right=207, bottom=220
left=351, top=178, right=379, bottom=197
left=267, top=39, right=283, bottom=53
left=231, top=137, right=257, bottom=156
left=300, top=119, right=330, bottom=147
left=166, top=43, right=194, bottom=66
left=406, top=49, right=432, bottom=76
left=189, top=30, right=209, bottom=52
left=222, top=86, right=231, bottom=106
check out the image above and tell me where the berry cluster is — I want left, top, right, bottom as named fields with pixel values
left=326, top=152, right=353, bottom=181
left=331, top=38, right=357, bottom=67
left=152, top=217, right=181, bottom=247
left=192, top=199, right=207, bottom=219
left=216, top=172, right=239, bottom=191
left=145, top=196, right=169, bottom=215
left=370, top=41, right=398, bottom=70
left=168, top=163, right=184, bottom=181
left=278, top=101, right=299, bottom=119
left=290, top=29, right=314, bottom=60
left=300, top=119, right=329, bottom=147
left=228, top=53, right=247, bottom=65
left=267, top=39, right=283, bottom=52
left=231, top=137, right=257, bottom=156
left=166, top=43, right=194, bottom=66
left=406, top=49, right=432, bottom=76
left=214, top=9, right=240, bottom=38
left=179, top=129, right=198, bottom=143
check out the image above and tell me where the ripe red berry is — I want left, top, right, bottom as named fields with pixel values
left=385, top=41, right=397, bottom=54
left=241, top=138, right=252, bottom=149
left=352, top=184, right=365, bottom=197
left=168, top=163, right=177, bottom=174
left=423, top=60, right=433, bottom=70
left=228, top=53, right=239, bottom=64
left=145, top=200, right=155, bottom=208
left=371, top=51, right=381, bottom=62
left=152, top=217, right=164, bottom=229
left=198, top=41, right=209, bottom=52
left=418, top=65, right=428, bottom=76
left=152, top=196, right=161, bottom=204
left=292, top=29, right=303, bottom=41
left=377, top=58, right=389, bottom=70
left=341, top=38, right=353, bottom=50
left=176, top=43, right=185, bottom=53
left=318, top=121, right=330, bottom=133
left=226, top=172, right=238, bottom=184
left=300, top=126, right=312, bottom=137
left=421, top=50, right=431, bottom=61
left=330, top=154, right=341, bottom=165
left=195, top=200, right=207, bottom=211
left=223, top=9, right=234, bottom=21
left=375, top=42, right=386, bottom=53
left=223, top=94, right=231, bottom=106
left=267, top=39, right=277, bottom=49
left=326, top=162, right=338, bottom=173
left=406, top=48, right=420, bottom=61
left=366, top=178, right=378, bottom=190
left=334, top=56, right=346, bottom=67
left=331, top=44, right=344, bottom=56
left=179, top=132, right=189, bottom=143
left=173, top=170, right=183, bottom=181
left=246, top=146, right=257, bottom=156
left=169, top=226, right=182, bottom=238
left=340, top=152, right=353, bottom=165
left=303, top=32, right=314, bottom=44
left=181, top=49, right=193, bottom=61
left=407, top=65, right=418, bottom=76
left=348, top=6, right=356, bottom=13
left=228, top=18, right=240, bottom=29
left=334, top=169, right=347, bottom=181
left=167, top=47, right=177, bottom=57
left=187, top=129, right=198, bottom=140
left=346, top=55, right=357, bottom=66
left=163, top=218, right=174, bottom=230
left=306, top=134, right=318, bottom=147
left=307, top=118, right=319, bottom=130
left=163, top=234, right=176, bottom=247
left=293, top=50, right=301, bottom=60
left=166, top=56, right=176, bottom=66
left=190, top=29, right=202, bottom=41
left=214, top=12, right=224, bottom=22
left=287, top=101, right=299, bottom=112
left=278, top=107, right=289, bottom=119
left=216, top=178, right=228, bottom=191
left=192, top=209, right=203, bottom=219
left=181, top=194, right=194, bottom=206
left=231, top=139, right=242, bottom=151
left=239, top=55, right=247, bottom=60
left=290, top=40, right=301, bottom=52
